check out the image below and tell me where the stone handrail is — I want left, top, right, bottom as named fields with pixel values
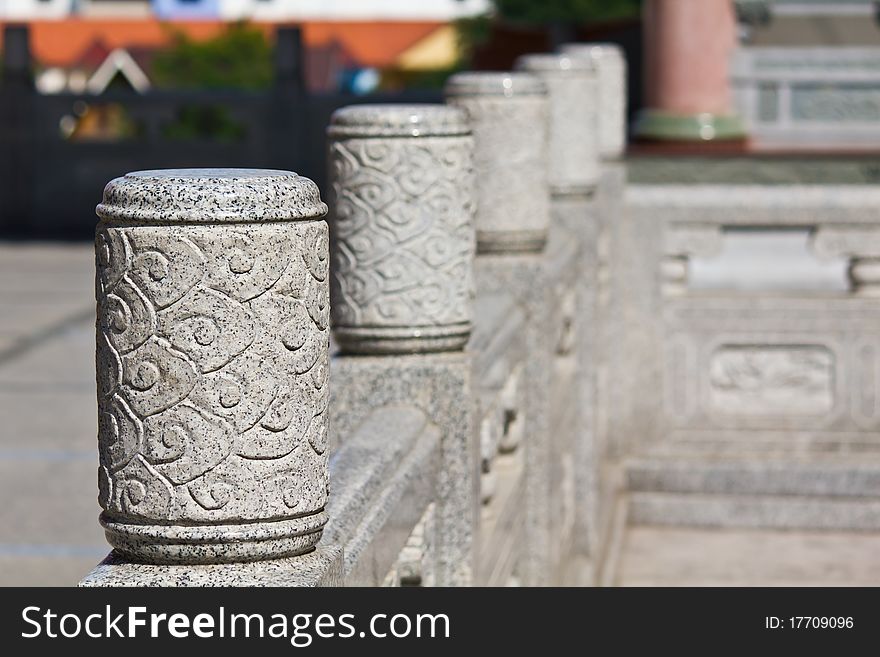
left=629, top=185, right=880, bottom=294
left=732, top=47, right=880, bottom=146
left=80, top=41, right=627, bottom=587
left=619, top=184, right=880, bottom=461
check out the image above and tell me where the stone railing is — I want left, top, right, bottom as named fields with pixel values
left=619, top=185, right=880, bottom=455
left=79, top=42, right=629, bottom=587
left=76, top=41, right=880, bottom=586
left=732, top=47, right=880, bottom=147
left=616, top=184, right=880, bottom=537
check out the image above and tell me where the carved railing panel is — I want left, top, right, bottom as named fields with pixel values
left=626, top=186, right=880, bottom=449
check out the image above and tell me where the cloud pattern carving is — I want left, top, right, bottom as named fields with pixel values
left=95, top=222, right=329, bottom=525
left=329, top=138, right=475, bottom=329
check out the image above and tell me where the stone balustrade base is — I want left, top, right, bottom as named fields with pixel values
left=475, top=230, right=548, bottom=255
left=330, top=352, right=475, bottom=586
left=78, top=545, right=343, bottom=587
left=99, top=511, right=329, bottom=566
left=332, top=324, right=472, bottom=356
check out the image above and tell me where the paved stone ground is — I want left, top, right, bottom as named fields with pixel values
left=0, top=243, right=106, bottom=586
left=615, top=526, right=880, bottom=586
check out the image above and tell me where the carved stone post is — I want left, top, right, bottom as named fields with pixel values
left=513, top=53, right=603, bottom=581
left=327, top=105, right=479, bottom=585
left=554, top=45, right=628, bottom=564
left=328, top=105, right=476, bottom=354
left=93, top=168, right=330, bottom=565
left=444, top=72, right=551, bottom=253
left=515, top=53, right=599, bottom=196
left=560, top=43, right=627, bottom=160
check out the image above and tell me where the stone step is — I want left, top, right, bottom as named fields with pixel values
left=626, top=456, right=880, bottom=498
left=629, top=492, right=880, bottom=531
left=614, top=526, right=880, bottom=587
left=658, top=434, right=880, bottom=456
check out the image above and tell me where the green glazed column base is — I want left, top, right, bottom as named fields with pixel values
left=635, top=110, right=747, bottom=141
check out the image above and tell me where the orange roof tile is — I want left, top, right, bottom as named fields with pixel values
left=302, top=21, right=441, bottom=68
left=0, top=19, right=443, bottom=69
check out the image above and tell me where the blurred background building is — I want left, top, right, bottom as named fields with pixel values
left=0, top=0, right=648, bottom=239
left=0, top=0, right=493, bottom=95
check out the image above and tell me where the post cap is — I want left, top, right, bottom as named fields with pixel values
left=328, top=104, right=470, bottom=138
left=444, top=71, right=546, bottom=98
left=96, top=168, right=327, bottom=224
left=515, top=53, right=596, bottom=74
left=560, top=42, right=626, bottom=63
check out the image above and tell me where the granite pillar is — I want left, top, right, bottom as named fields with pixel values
left=327, top=104, right=476, bottom=355
left=327, top=105, right=479, bottom=585
left=515, top=53, right=600, bottom=196
left=454, top=56, right=590, bottom=584
left=444, top=71, right=551, bottom=253
left=637, top=0, right=746, bottom=141
left=560, top=43, right=628, bottom=161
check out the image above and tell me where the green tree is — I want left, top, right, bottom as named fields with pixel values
left=456, top=0, right=640, bottom=64
left=152, top=22, right=272, bottom=90
left=151, top=24, right=269, bottom=140
left=492, top=0, right=641, bottom=24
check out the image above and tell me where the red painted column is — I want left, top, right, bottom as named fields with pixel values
left=638, top=0, right=746, bottom=141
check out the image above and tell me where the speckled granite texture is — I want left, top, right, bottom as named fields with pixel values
left=327, top=104, right=477, bottom=355
left=445, top=72, right=551, bottom=254
left=553, top=192, right=604, bottom=561
left=327, top=104, right=471, bottom=138
left=97, top=168, right=328, bottom=223
left=322, top=405, right=439, bottom=585
left=330, top=352, right=477, bottom=585
left=560, top=44, right=627, bottom=161
left=79, top=546, right=343, bottom=587
left=93, top=169, right=331, bottom=565
left=474, top=219, right=583, bottom=585
left=515, top=54, right=600, bottom=195
left=467, top=290, right=529, bottom=585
